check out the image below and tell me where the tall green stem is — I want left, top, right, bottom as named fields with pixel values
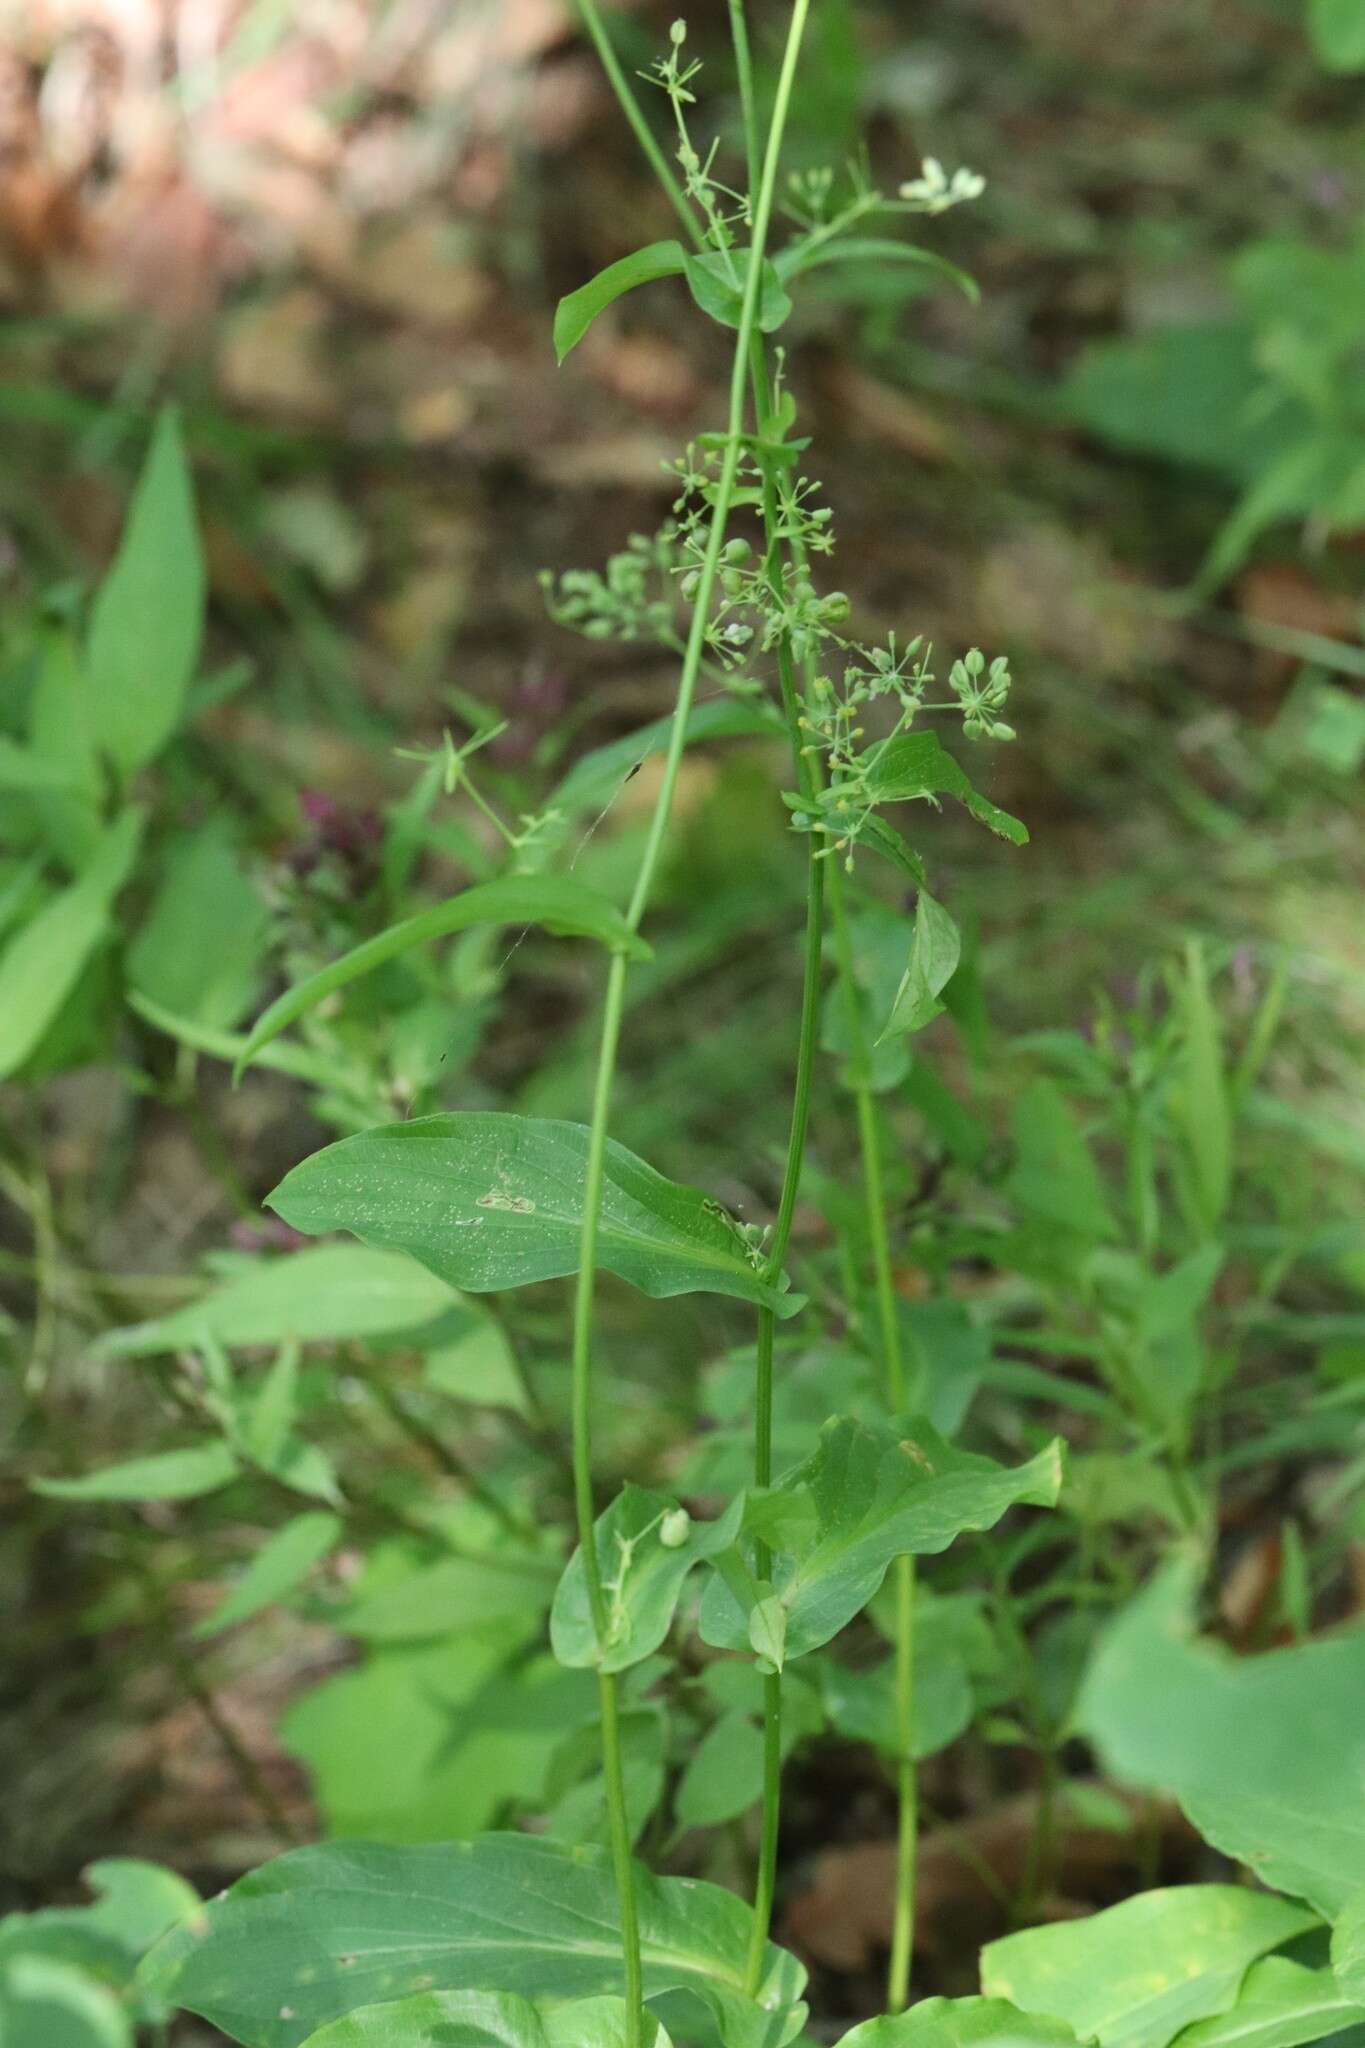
left=566, top=7, right=812, bottom=2040
left=572, top=0, right=703, bottom=247
left=827, top=865, right=918, bottom=2008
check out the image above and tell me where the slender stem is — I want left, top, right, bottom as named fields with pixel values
left=827, top=864, right=918, bottom=2008
left=728, top=0, right=762, bottom=202
left=566, top=10, right=812, bottom=2040
left=572, top=0, right=705, bottom=249
left=746, top=1669, right=784, bottom=1992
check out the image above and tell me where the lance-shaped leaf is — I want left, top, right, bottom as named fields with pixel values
left=554, top=240, right=687, bottom=362
left=774, top=238, right=979, bottom=303
left=267, top=1113, right=803, bottom=1318
left=0, top=810, right=143, bottom=1080
left=837, top=1995, right=1078, bottom=2048
left=100, top=1246, right=461, bottom=1357
left=981, top=1888, right=1318, bottom=2048
left=1174, top=1959, right=1365, bottom=2048
left=879, top=889, right=961, bottom=1040
left=32, top=1440, right=241, bottom=1503
left=862, top=731, right=1028, bottom=845
left=1076, top=1558, right=1365, bottom=1917
left=193, top=1511, right=343, bottom=1639
left=552, top=1486, right=744, bottom=1673
left=137, top=1833, right=808, bottom=2048
left=235, top=875, right=647, bottom=1078
left=87, top=405, right=205, bottom=778
left=300, top=1991, right=673, bottom=2047
left=700, top=1417, right=1062, bottom=1661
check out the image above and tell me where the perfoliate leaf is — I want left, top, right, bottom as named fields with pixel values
left=137, top=1834, right=808, bottom=2048
left=553, top=241, right=687, bottom=362
left=235, top=874, right=648, bottom=1078
left=87, top=406, right=205, bottom=778
left=862, top=731, right=1028, bottom=845
left=100, top=1246, right=463, bottom=1357
left=880, top=889, right=961, bottom=1040
left=551, top=1485, right=744, bottom=1673
left=267, top=1113, right=803, bottom=1318
left=1176, top=1959, right=1365, bottom=2048
left=193, top=1512, right=342, bottom=1638
left=837, top=1995, right=1079, bottom=2048
left=298, top=1991, right=674, bottom=2047
left=684, top=250, right=793, bottom=334
left=700, top=1417, right=1063, bottom=1661
left=0, top=810, right=143, bottom=1081
left=32, top=1440, right=240, bottom=1503
left=981, top=1888, right=1317, bottom=2048
left=1076, top=1559, right=1365, bottom=1917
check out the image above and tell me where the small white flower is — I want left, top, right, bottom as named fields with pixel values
left=899, top=156, right=986, bottom=214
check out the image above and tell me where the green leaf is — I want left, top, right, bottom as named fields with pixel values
left=424, top=1314, right=529, bottom=1414
left=544, top=699, right=782, bottom=840
left=128, top=820, right=268, bottom=1030
left=0, top=810, right=143, bottom=1080
left=552, top=1485, right=744, bottom=1672
left=1333, top=1895, right=1365, bottom=2004
left=32, top=1440, right=240, bottom=1502
left=981, top=1888, right=1317, bottom=2048
left=775, top=236, right=979, bottom=303
left=1076, top=1559, right=1365, bottom=1916
left=0, top=1858, right=200, bottom=1994
left=87, top=407, right=205, bottom=778
left=700, top=1417, right=1063, bottom=1661
left=0, top=1956, right=131, bottom=2048
left=1174, top=1960, right=1365, bottom=2048
left=1309, top=0, right=1365, bottom=70
left=861, top=731, right=1028, bottom=845
left=0, top=736, right=82, bottom=793
left=267, top=1113, right=803, bottom=1319
left=675, top=1709, right=769, bottom=1830
left=818, top=1639, right=973, bottom=1761
left=100, top=1246, right=462, bottom=1356
left=554, top=241, right=688, bottom=362
left=27, top=631, right=104, bottom=871
left=298, top=1991, right=673, bottom=2048
left=137, top=1834, right=807, bottom=2048
left=194, top=1512, right=342, bottom=1638
left=1007, top=1080, right=1115, bottom=1240
left=684, top=251, right=793, bottom=333
left=879, top=889, right=961, bottom=1040
left=837, top=1994, right=1079, bottom=2048
left=241, top=1340, right=301, bottom=1470
left=235, top=875, right=648, bottom=1078
left=1178, top=941, right=1231, bottom=1235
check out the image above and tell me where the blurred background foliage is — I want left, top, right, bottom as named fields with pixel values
left=0, top=0, right=1363, bottom=2027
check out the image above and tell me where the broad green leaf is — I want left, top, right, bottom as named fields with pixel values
left=137, top=1833, right=808, bottom=2048
left=282, top=1643, right=578, bottom=1844
left=0, top=736, right=82, bottom=792
left=1065, top=323, right=1287, bottom=485
left=424, top=1314, right=528, bottom=1414
left=0, top=1956, right=131, bottom=2048
left=1076, top=1559, right=1365, bottom=1916
left=554, top=241, right=688, bottom=362
left=981, top=1888, right=1317, bottom=2048
left=33, top=1440, right=240, bottom=1502
left=684, top=250, right=793, bottom=333
left=775, top=236, right=979, bottom=303
left=128, top=820, right=268, bottom=1029
left=1006, top=1081, right=1115, bottom=1240
left=552, top=1485, right=745, bottom=1672
left=0, top=1858, right=200, bottom=1992
left=299, top=1991, right=673, bottom=2047
left=340, top=1548, right=555, bottom=1642
left=675, top=1709, right=768, bottom=1830
left=862, top=731, right=1028, bottom=845
left=0, top=810, right=142, bottom=1080
left=1178, top=941, right=1231, bottom=1236
left=235, top=875, right=648, bottom=1078
left=700, top=1417, right=1063, bottom=1660
left=194, top=1511, right=342, bottom=1638
left=545, top=1699, right=667, bottom=1848
left=838, top=1995, right=1079, bottom=2048
left=87, top=407, right=205, bottom=778
left=267, top=1113, right=803, bottom=1319
left=99, top=1246, right=461, bottom=1356
left=880, top=889, right=961, bottom=1040
left=818, top=1639, right=973, bottom=1761
left=1174, top=1960, right=1365, bottom=2048
left=1309, top=0, right=1365, bottom=70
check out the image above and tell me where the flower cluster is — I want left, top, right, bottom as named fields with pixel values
left=899, top=156, right=986, bottom=215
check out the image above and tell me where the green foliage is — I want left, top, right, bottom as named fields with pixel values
left=551, top=1486, right=744, bottom=1672
left=267, top=1113, right=803, bottom=1316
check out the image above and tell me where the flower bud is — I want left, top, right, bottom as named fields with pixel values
left=660, top=1508, right=691, bottom=1548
